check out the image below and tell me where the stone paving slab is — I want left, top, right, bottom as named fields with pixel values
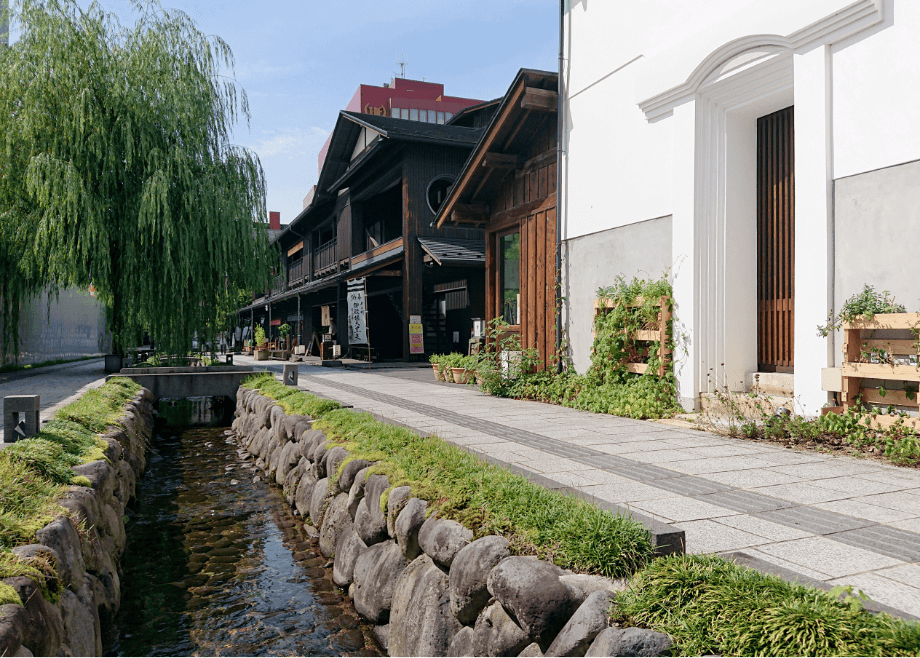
left=239, top=357, right=920, bottom=618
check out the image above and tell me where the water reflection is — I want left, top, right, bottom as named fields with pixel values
left=109, top=427, right=379, bottom=657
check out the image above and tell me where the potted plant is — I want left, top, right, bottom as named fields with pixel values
left=451, top=354, right=478, bottom=384
left=254, top=326, right=269, bottom=361
left=278, top=323, right=291, bottom=350
left=429, top=353, right=444, bottom=381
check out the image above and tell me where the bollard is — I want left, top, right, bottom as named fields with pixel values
left=283, top=364, right=298, bottom=387
left=4, top=395, right=40, bottom=443
left=225, top=353, right=234, bottom=366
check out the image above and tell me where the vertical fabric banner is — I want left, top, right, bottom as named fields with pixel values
left=347, top=278, right=369, bottom=345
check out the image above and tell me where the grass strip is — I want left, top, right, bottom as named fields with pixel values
left=0, top=378, right=140, bottom=558
left=243, top=373, right=654, bottom=577
left=615, top=554, right=920, bottom=657
left=0, top=354, right=101, bottom=374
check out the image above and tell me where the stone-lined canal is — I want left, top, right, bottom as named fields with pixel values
left=108, top=425, right=380, bottom=656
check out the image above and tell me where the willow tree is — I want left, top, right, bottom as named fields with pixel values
left=0, top=0, right=274, bottom=358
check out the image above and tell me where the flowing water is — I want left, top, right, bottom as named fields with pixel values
left=108, top=425, right=380, bottom=657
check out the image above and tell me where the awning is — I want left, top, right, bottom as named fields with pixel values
left=418, top=237, right=485, bottom=267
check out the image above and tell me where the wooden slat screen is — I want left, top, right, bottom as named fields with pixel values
left=756, top=106, right=795, bottom=372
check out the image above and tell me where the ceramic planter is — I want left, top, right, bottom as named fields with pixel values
left=451, top=367, right=473, bottom=384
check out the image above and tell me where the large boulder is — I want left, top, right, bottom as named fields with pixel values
left=275, top=441, right=300, bottom=485
left=450, top=535, right=510, bottom=625
left=559, top=575, right=627, bottom=604
left=35, top=517, right=85, bottom=591
left=487, top=557, right=581, bottom=646
left=294, top=472, right=318, bottom=518
left=319, top=493, right=351, bottom=558
left=309, top=478, right=331, bottom=528
left=0, top=604, right=26, bottom=658
left=352, top=541, right=408, bottom=624
left=585, top=627, right=672, bottom=657
left=470, top=600, right=532, bottom=657
left=325, top=447, right=350, bottom=489
left=447, top=626, right=475, bottom=657
left=332, top=524, right=368, bottom=587
left=347, top=467, right=371, bottom=518
left=545, top=590, right=615, bottom=657
left=3, top=577, right=63, bottom=657
left=60, top=575, right=102, bottom=657
left=354, top=498, right=388, bottom=546
left=389, top=555, right=462, bottom=657
left=394, top=497, right=427, bottom=560
left=311, top=442, right=329, bottom=478
left=10, top=545, right=61, bottom=595
left=418, top=513, right=472, bottom=568
left=337, top=459, right=371, bottom=494
left=386, top=486, right=413, bottom=537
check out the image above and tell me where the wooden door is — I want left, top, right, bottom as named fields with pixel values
left=519, top=199, right=557, bottom=370
left=757, top=106, right=795, bottom=372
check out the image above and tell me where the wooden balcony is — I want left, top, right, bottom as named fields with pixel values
left=351, top=236, right=403, bottom=268
left=313, top=239, right=338, bottom=278
left=287, top=258, right=305, bottom=287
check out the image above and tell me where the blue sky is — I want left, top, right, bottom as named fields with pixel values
left=93, top=0, right=560, bottom=222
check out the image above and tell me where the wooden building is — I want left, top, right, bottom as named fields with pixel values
left=240, top=106, right=497, bottom=360
left=436, top=70, right=559, bottom=369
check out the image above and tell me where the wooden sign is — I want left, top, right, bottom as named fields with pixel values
left=321, top=305, right=331, bottom=327
left=347, top=278, right=369, bottom=345
left=409, top=321, right=424, bottom=354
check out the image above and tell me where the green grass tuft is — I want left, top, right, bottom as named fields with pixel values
left=242, top=375, right=654, bottom=577
left=615, top=554, right=920, bottom=657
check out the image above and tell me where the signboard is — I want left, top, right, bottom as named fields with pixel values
left=347, top=278, right=369, bottom=345
left=270, top=319, right=281, bottom=326
left=321, top=305, right=332, bottom=327
left=409, top=320, right=424, bottom=354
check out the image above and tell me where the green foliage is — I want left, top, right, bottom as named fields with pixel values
left=615, top=554, right=920, bottom=656
left=472, top=276, right=681, bottom=421
left=817, top=285, right=907, bottom=337
left=245, top=375, right=654, bottom=577
left=277, top=323, right=291, bottom=339
left=254, top=326, right=267, bottom=347
left=0, top=550, right=62, bottom=605
left=0, top=378, right=138, bottom=550
left=0, top=0, right=275, bottom=361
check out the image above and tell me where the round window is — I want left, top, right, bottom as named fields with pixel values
left=426, top=176, right=456, bottom=215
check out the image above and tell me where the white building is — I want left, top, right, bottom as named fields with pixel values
left=560, top=0, right=919, bottom=414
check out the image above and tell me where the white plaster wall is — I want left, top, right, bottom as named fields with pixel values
left=833, top=0, right=920, bottom=178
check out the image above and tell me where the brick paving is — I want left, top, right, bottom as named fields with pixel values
left=238, top=356, right=920, bottom=618
left=0, top=358, right=108, bottom=443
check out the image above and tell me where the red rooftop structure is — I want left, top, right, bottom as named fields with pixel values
left=317, top=78, right=482, bottom=176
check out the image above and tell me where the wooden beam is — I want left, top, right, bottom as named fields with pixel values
left=368, top=270, right=402, bottom=277
left=521, top=88, right=558, bottom=112
left=481, top=153, right=524, bottom=170
left=450, top=208, right=487, bottom=226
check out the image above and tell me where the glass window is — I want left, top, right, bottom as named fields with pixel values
left=409, top=108, right=419, bottom=121
left=446, top=112, right=453, bottom=121
left=428, top=110, right=437, bottom=123
left=391, top=107, right=400, bottom=118
left=499, top=233, right=520, bottom=325
left=401, top=108, right=409, bottom=120
left=437, top=111, right=445, bottom=124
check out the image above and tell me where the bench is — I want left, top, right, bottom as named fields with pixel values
left=351, top=345, right=376, bottom=362
left=269, top=350, right=291, bottom=361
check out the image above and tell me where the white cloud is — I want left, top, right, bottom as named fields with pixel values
left=248, top=126, right=329, bottom=159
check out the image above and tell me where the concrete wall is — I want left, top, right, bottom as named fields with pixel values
left=5, top=288, right=108, bottom=366
left=561, top=217, right=672, bottom=375
left=562, top=0, right=918, bottom=413
left=833, top=158, right=920, bottom=366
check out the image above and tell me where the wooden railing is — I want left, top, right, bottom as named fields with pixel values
left=271, top=275, right=284, bottom=295
left=287, top=258, right=304, bottom=286
left=841, top=313, right=920, bottom=431
left=594, top=295, right=672, bottom=377
left=314, top=239, right=337, bottom=277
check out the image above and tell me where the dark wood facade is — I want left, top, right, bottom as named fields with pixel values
left=241, top=110, right=493, bottom=360
left=756, top=106, right=795, bottom=373
left=438, top=70, right=559, bottom=369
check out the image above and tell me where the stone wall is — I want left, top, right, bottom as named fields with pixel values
left=0, top=389, right=155, bottom=657
left=232, top=387, right=673, bottom=657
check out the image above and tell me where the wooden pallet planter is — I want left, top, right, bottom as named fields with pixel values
left=594, top=295, right=672, bottom=377
left=841, top=313, right=920, bottom=432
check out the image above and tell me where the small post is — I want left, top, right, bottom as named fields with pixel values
left=4, top=395, right=40, bottom=443
left=283, top=364, right=299, bottom=387
left=225, top=353, right=234, bottom=366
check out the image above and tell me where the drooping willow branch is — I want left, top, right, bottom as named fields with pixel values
left=0, top=0, right=275, bottom=360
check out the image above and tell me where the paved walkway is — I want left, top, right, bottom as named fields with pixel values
left=0, top=358, right=108, bottom=443
left=238, top=356, right=920, bottom=618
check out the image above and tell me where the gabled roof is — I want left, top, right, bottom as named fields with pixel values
left=435, top=69, right=558, bottom=229
left=418, top=237, right=485, bottom=267
left=316, top=111, right=484, bottom=197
